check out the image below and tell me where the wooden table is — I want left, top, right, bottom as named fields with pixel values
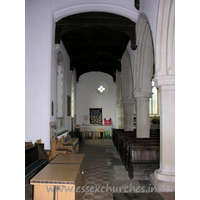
left=50, top=154, right=84, bottom=172
left=30, top=164, right=84, bottom=200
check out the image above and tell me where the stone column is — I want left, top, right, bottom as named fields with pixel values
left=150, top=75, right=175, bottom=192
left=116, top=103, right=124, bottom=129
left=134, top=92, right=151, bottom=138
left=116, top=70, right=124, bottom=129
left=122, top=98, right=135, bottom=131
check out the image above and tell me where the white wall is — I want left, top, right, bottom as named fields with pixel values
left=76, top=72, right=116, bottom=127
left=25, top=0, right=53, bottom=149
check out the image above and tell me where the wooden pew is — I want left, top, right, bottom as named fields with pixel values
left=25, top=144, right=49, bottom=178
left=69, top=129, right=82, bottom=141
left=119, top=129, right=160, bottom=168
left=112, top=129, right=124, bottom=148
left=128, top=144, right=159, bottom=179
left=50, top=138, right=71, bottom=160
left=125, top=139, right=159, bottom=170
left=50, top=135, right=79, bottom=160
left=117, top=131, right=136, bottom=155
left=124, top=139, right=159, bottom=170
left=112, top=129, right=160, bottom=180
left=114, top=131, right=127, bottom=151
left=62, top=137, right=79, bottom=153
left=124, top=140, right=159, bottom=164
left=25, top=142, right=33, bottom=149
left=35, top=139, right=41, bottom=143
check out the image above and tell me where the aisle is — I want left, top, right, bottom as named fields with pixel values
left=78, top=140, right=160, bottom=200
left=78, top=140, right=113, bottom=199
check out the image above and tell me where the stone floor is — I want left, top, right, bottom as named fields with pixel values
left=25, top=140, right=175, bottom=200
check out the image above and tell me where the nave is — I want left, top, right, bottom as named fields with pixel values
left=25, top=140, right=175, bottom=200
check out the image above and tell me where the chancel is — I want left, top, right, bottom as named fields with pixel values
left=26, top=0, right=175, bottom=199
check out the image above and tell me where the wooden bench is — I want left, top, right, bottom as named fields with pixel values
left=122, top=138, right=159, bottom=166
left=69, top=129, right=82, bottom=141
left=62, top=142, right=79, bottom=154
left=118, top=129, right=160, bottom=167
left=117, top=131, right=136, bottom=155
left=25, top=142, right=33, bottom=149
left=25, top=143, right=49, bottom=178
left=128, top=144, right=159, bottom=179
left=112, top=129, right=160, bottom=180
left=125, top=139, right=160, bottom=171
left=50, top=138, right=71, bottom=159
left=50, top=135, right=79, bottom=160
left=112, top=129, right=124, bottom=148
left=62, top=135, right=79, bottom=153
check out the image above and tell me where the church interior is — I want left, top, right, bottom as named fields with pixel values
left=24, top=0, right=179, bottom=199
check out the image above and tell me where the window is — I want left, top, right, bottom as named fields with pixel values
left=95, top=82, right=108, bottom=95
left=149, top=81, right=159, bottom=115
left=98, top=85, right=105, bottom=93
left=57, top=62, right=65, bottom=130
left=57, top=65, right=64, bottom=118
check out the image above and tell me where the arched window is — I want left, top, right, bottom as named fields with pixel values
left=57, top=59, right=65, bottom=128
left=149, top=81, right=159, bottom=115
left=71, top=73, right=75, bottom=117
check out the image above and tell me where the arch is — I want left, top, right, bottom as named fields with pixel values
left=78, top=71, right=115, bottom=83
left=155, top=0, right=175, bottom=76
left=54, top=4, right=138, bottom=23
left=133, top=13, right=154, bottom=97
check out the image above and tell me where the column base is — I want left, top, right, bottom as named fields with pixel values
left=149, top=171, right=175, bottom=192
left=154, top=169, right=175, bottom=182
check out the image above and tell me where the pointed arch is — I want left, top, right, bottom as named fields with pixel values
left=133, top=14, right=154, bottom=98
left=155, top=0, right=175, bottom=76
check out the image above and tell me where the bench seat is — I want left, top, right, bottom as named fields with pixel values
left=25, top=144, right=49, bottom=178
left=62, top=141, right=79, bottom=154
left=128, top=145, right=159, bottom=179
left=25, top=159, right=48, bottom=178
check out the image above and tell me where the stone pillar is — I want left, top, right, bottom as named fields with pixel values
left=150, top=75, right=175, bottom=192
left=116, top=70, right=124, bottom=129
left=134, top=92, right=151, bottom=138
left=122, top=98, right=135, bottom=131
left=116, top=103, right=124, bottom=129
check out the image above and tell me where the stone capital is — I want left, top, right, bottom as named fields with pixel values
left=133, top=91, right=152, bottom=98
left=115, top=102, right=124, bottom=107
left=153, top=75, right=175, bottom=91
left=122, top=97, right=135, bottom=105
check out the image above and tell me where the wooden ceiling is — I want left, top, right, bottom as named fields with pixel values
left=55, top=12, right=137, bottom=81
